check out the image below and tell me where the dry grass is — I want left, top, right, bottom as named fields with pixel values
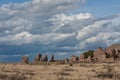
left=96, top=63, right=120, bottom=80
left=0, top=72, right=27, bottom=80
left=0, top=62, right=120, bottom=80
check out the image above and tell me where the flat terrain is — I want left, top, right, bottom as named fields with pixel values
left=0, top=62, right=120, bottom=80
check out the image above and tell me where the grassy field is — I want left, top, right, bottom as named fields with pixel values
left=0, top=62, right=120, bottom=80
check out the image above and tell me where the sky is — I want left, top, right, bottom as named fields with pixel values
left=83, top=0, right=120, bottom=17
left=0, top=0, right=120, bottom=62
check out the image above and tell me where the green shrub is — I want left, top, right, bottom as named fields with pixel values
left=83, top=50, right=94, bottom=59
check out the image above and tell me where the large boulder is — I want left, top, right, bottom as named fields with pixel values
left=93, top=47, right=106, bottom=62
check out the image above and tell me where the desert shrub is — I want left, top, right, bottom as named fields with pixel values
left=80, top=63, right=87, bottom=67
left=58, top=77, right=70, bottom=80
left=62, top=68, right=74, bottom=72
left=0, top=73, right=8, bottom=79
left=8, top=74, right=26, bottom=80
left=83, top=50, right=94, bottom=59
left=53, top=67, right=72, bottom=80
left=97, top=64, right=113, bottom=78
left=0, top=72, right=27, bottom=80
left=96, top=64, right=120, bottom=79
left=69, top=62, right=73, bottom=66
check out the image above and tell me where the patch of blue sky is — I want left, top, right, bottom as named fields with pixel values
left=73, top=0, right=120, bottom=18
left=0, top=0, right=31, bottom=6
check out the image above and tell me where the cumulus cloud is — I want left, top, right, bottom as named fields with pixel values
left=0, top=0, right=86, bottom=34
left=49, top=13, right=93, bottom=32
left=0, top=0, right=86, bottom=45
left=0, top=0, right=120, bottom=61
left=0, top=32, right=76, bottom=45
left=76, top=15, right=120, bottom=50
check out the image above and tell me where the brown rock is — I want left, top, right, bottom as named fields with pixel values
left=104, top=58, right=114, bottom=63
left=50, top=55, right=55, bottom=62
left=86, top=56, right=91, bottom=63
left=106, top=44, right=120, bottom=52
left=22, top=56, right=29, bottom=64
left=64, top=58, right=69, bottom=64
left=34, top=54, right=42, bottom=63
left=79, top=54, right=85, bottom=62
left=34, top=58, right=38, bottom=64
left=71, top=55, right=79, bottom=62
left=93, top=47, right=106, bottom=62
left=78, top=44, right=120, bottom=63
left=58, top=60, right=65, bottom=64
left=105, top=44, right=120, bottom=60
left=43, top=55, right=48, bottom=62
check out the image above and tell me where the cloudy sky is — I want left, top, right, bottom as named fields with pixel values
left=0, top=0, right=120, bottom=62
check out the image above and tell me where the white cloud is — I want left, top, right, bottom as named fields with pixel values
left=0, top=0, right=120, bottom=59
left=76, top=16, right=120, bottom=50
left=58, top=52, right=68, bottom=56
left=49, top=13, right=93, bottom=32
left=0, top=31, right=76, bottom=45
left=76, top=20, right=109, bottom=40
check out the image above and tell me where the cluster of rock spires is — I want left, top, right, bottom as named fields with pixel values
left=22, top=44, right=120, bottom=64
left=80, top=44, right=120, bottom=63
left=22, top=54, right=55, bottom=64
left=22, top=54, right=80, bottom=64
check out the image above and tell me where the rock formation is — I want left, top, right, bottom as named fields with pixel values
left=42, top=55, right=48, bottom=62
left=50, top=55, right=55, bottom=62
left=64, top=58, right=69, bottom=64
left=93, top=47, right=106, bottom=62
left=21, top=44, right=120, bottom=64
left=79, top=54, right=85, bottom=62
left=22, top=56, right=29, bottom=64
left=104, top=44, right=120, bottom=61
left=79, top=44, right=120, bottom=63
left=86, top=56, right=92, bottom=63
left=70, top=55, right=79, bottom=62
left=34, top=54, right=42, bottom=64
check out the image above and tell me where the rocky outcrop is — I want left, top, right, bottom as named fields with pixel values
left=93, top=47, right=106, bottom=62
left=70, top=55, right=79, bottom=62
left=64, top=58, right=69, bottom=64
left=21, top=44, right=120, bottom=64
left=79, top=44, right=120, bottom=63
left=105, top=44, right=120, bottom=61
left=79, top=54, right=85, bottom=62
left=105, top=44, right=120, bottom=57
left=50, top=55, right=55, bottom=62
left=42, top=55, right=48, bottom=62
left=93, top=44, right=120, bottom=62
left=86, top=56, right=92, bottom=63
left=34, top=54, right=42, bottom=64
left=22, top=56, right=29, bottom=64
